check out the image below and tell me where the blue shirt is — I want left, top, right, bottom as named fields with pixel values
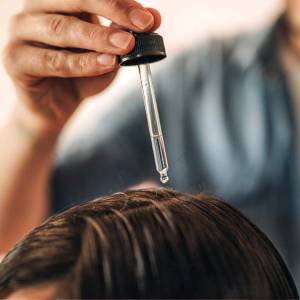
left=52, top=17, right=300, bottom=288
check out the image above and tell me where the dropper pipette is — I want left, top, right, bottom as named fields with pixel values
left=138, top=64, right=169, bottom=184
left=119, top=32, right=169, bottom=184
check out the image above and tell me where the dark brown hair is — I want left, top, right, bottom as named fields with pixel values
left=0, top=189, right=298, bottom=299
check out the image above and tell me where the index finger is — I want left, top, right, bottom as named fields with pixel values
left=24, top=0, right=155, bottom=32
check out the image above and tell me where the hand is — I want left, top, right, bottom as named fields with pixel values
left=4, top=0, right=161, bottom=134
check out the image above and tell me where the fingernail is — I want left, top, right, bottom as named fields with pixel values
left=97, top=54, right=116, bottom=66
left=129, top=8, right=154, bottom=30
left=110, top=31, right=133, bottom=49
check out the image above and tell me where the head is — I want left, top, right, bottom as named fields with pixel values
left=0, top=189, right=298, bottom=299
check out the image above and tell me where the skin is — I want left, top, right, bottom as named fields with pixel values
left=287, top=0, right=300, bottom=33
left=286, top=0, right=300, bottom=52
left=0, top=0, right=298, bottom=257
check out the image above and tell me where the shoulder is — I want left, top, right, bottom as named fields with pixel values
left=156, top=24, right=273, bottom=87
left=179, top=21, right=273, bottom=67
left=152, top=26, right=273, bottom=113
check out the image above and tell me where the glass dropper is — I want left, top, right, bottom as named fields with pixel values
left=138, top=64, right=169, bottom=184
left=119, top=32, right=169, bottom=184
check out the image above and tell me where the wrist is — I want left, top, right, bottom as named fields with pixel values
left=12, top=104, right=63, bottom=145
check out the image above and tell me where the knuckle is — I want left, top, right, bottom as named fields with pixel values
left=46, top=51, right=68, bottom=75
left=73, top=54, right=91, bottom=72
left=87, top=27, right=102, bottom=42
left=48, top=15, right=68, bottom=35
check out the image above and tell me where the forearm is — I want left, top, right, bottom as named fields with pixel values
left=0, top=107, right=59, bottom=253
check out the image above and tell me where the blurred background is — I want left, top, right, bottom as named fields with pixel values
left=0, top=0, right=284, bottom=129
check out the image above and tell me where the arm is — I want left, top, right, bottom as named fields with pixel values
left=0, top=0, right=161, bottom=254
left=0, top=108, right=57, bottom=253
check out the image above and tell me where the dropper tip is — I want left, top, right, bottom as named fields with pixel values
left=160, top=172, right=169, bottom=184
